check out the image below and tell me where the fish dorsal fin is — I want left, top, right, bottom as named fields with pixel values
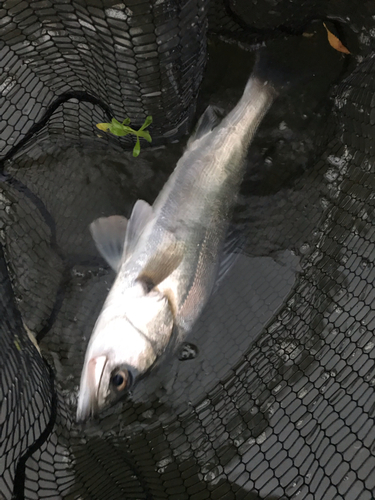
left=124, top=199, right=154, bottom=259
left=187, top=105, right=223, bottom=147
left=89, top=215, right=128, bottom=272
left=140, top=233, right=185, bottom=288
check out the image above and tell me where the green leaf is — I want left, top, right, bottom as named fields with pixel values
left=121, top=126, right=137, bottom=134
left=137, top=130, right=152, bottom=142
left=133, top=137, right=141, bottom=157
left=96, top=115, right=153, bottom=156
left=96, top=123, right=110, bottom=132
left=139, top=115, right=153, bottom=131
left=111, top=129, right=132, bottom=137
left=109, top=119, right=130, bottom=136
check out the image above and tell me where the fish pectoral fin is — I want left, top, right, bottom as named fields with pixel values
left=140, top=235, right=185, bottom=288
left=187, top=105, right=224, bottom=147
left=124, top=199, right=154, bottom=258
left=90, top=215, right=128, bottom=272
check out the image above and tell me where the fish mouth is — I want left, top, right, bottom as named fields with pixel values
left=96, top=355, right=108, bottom=403
left=76, top=355, right=108, bottom=423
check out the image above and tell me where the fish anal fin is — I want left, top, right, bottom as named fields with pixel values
left=90, top=215, right=128, bottom=272
left=213, top=225, right=247, bottom=293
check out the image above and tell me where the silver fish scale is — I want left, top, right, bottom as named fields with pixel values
left=152, top=78, right=275, bottom=333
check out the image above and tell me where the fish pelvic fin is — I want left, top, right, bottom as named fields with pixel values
left=90, top=215, right=128, bottom=272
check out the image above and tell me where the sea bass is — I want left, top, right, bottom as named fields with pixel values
left=77, top=72, right=277, bottom=421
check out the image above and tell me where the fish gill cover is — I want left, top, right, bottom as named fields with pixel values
left=1, top=0, right=375, bottom=499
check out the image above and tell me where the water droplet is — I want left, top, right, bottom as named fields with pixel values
left=234, top=437, right=244, bottom=447
left=336, top=340, right=346, bottom=354
left=287, top=297, right=296, bottom=308
left=247, top=437, right=256, bottom=446
left=264, top=157, right=273, bottom=166
left=72, top=268, right=85, bottom=278
left=296, top=418, right=305, bottom=429
left=156, top=456, right=173, bottom=473
left=364, top=369, right=375, bottom=382
left=267, top=405, right=276, bottom=418
left=204, top=468, right=219, bottom=482
left=142, top=409, right=155, bottom=419
left=196, top=399, right=210, bottom=412
left=286, top=476, right=303, bottom=496
left=300, top=243, right=311, bottom=255
left=298, top=387, right=308, bottom=399
left=272, top=384, right=283, bottom=395
left=340, top=253, right=349, bottom=264
left=364, top=342, right=374, bottom=353
left=256, top=431, right=267, bottom=445
left=178, top=342, right=198, bottom=361
left=309, top=394, right=323, bottom=409
left=360, top=259, right=372, bottom=270
left=312, top=229, right=322, bottom=239
left=324, top=169, right=339, bottom=182
left=353, top=440, right=361, bottom=449
left=345, top=327, right=355, bottom=337
left=0, top=76, right=16, bottom=96
left=335, top=288, right=347, bottom=300
left=320, top=197, right=330, bottom=209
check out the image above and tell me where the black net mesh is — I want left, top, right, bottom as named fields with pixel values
left=2, top=1, right=375, bottom=499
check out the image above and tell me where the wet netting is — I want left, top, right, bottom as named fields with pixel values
left=2, top=0, right=375, bottom=499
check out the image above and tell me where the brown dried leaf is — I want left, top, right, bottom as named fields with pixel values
left=323, top=23, right=350, bottom=54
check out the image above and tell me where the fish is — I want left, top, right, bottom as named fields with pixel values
left=76, top=68, right=278, bottom=422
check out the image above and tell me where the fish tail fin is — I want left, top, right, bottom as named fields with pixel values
left=250, top=48, right=296, bottom=97
left=251, top=30, right=330, bottom=96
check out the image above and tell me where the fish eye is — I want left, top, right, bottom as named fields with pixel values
left=111, top=370, right=128, bottom=391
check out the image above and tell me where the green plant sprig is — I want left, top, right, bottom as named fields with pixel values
left=97, top=116, right=153, bottom=157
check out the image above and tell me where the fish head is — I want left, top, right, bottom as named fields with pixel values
left=76, top=287, right=174, bottom=422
